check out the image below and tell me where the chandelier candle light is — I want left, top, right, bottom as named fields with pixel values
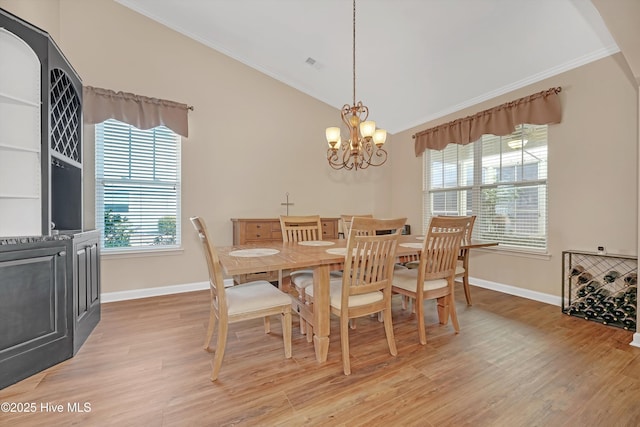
left=325, top=0, right=387, bottom=170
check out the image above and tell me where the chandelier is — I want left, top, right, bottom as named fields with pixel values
left=325, top=0, right=387, bottom=170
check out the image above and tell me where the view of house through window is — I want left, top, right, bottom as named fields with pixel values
left=96, top=119, right=181, bottom=251
left=424, top=124, right=548, bottom=250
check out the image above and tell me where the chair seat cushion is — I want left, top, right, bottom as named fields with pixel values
left=291, top=271, right=343, bottom=289
left=306, top=278, right=383, bottom=309
left=226, top=280, right=291, bottom=316
left=455, top=262, right=465, bottom=276
left=393, top=268, right=448, bottom=293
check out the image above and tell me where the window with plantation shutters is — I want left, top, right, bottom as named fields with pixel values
left=96, top=119, right=181, bottom=251
left=423, top=124, right=548, bottom=251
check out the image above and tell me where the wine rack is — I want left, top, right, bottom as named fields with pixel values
left=562, top=250, right=637, bottom=332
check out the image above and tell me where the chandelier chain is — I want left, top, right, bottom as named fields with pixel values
left=324, top=0, right=387, bottom=170
left=352, top=0, right=356, bottom=106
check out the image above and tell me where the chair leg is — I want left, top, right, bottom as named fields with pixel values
left=449, top=295, right=460, bottom=333
left=299, top=287, right=307, bottom=335
left=211, top=319, right=228, bottom=381
left=204, top=308, right=216, bottom=350
left=416, top=299, right=427, bottom=345
left=340, top=315, right=351, bottom=375
left=281, top=311, right=292, bottom=358
left=300, top=317, right=307, bottom=335
left=436, top=296, right=448, bottom=325
left=306, top=323, right=314, bottom=343
left=383, top=308, right=397, bottom=356
left=463, top=273, right=472, bottom=305
left=264, top=316, right=271, bottom=333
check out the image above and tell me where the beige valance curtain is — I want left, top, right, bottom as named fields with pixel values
left=82, top=86, right=191, bottom=137
left=413, top=87, right=562, bottom=156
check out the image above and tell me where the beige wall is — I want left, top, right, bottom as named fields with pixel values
left=392, top=53, right=639, bottom=297
left=1, top=0, right=392, bottom=293
left=1, top=0, right=638, bottom=299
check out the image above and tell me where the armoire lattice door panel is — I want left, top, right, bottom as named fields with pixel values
left=50, top=68, right=81, bottom=162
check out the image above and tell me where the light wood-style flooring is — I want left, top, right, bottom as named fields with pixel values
left=1, top=285, right=639, bottom=426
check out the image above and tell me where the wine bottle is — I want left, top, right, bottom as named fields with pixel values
left=612, top=304, right=627, bottom=320
left=624, top=273, right=638, bottom=286
left=569, top=264, right=585, bottom=277
left=567, top=300, right=583, bottom=315
left=620, top=303, right=636, bottom=317
left=625, top=285, right=637, bottom=303
left=594, top=287, right=611, bottom=300
left=592, top=302, right=606, bottom=314
left=577, top=272, right=593, bottom=284
left=583, top=305, right=598, bottom=319
left=611, top=288, right=629, bottom=305
left=621, top=315, right=637, bottom=331
left=603, top=270, right=620, bottom=283
left=575, top=282, right=591, bottom=298
left=585, top=280, right=603, bottom=294
left=601, top=295, right=616, bottom=310
left=585, top=292, right=600, bottom=305
left=601, top=309, right=615, bottom=324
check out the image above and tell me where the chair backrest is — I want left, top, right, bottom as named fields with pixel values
left=340, top=214, right=374, bottom=239
left=190, top=216, right=228, bottom=313
left=279, top=215, right=323, bottom=242
left=437, top=215, right=476, bottom=243
left=341, top=217, right=407, bottom=302
left=420, top=216, right=469, bottom=281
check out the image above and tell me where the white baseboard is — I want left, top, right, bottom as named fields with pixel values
left=468, top=277, right=562, bottom=306
left=631, top=333, right=640, bottom=348
left=101, top=279, right=233, bottom=303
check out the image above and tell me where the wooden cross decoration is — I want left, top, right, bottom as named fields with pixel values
left=281, top=192, right=294, bottom=215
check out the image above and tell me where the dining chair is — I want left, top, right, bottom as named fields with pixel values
left=453, top=215, right=477, bottom=305
left=280, top=215, right=341, bottom=340
left=340, top=214, right=373, bottom=239
left=190, top=216, right=292, bottom=381
left=308, top=216, right=407, bottom=375
left=405, top=215, right=476, bottom=305
left=392, top=216, right=468, bottom=345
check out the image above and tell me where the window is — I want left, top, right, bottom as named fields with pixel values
left=96, top=119, right=181, bottom=251
left=424, top=124, right=548, bottom=250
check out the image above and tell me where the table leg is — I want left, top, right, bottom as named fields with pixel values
left=312, top=264, right=330, bottom=362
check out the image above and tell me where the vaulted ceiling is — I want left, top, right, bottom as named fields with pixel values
left=116, top=0, right=618, bottom=134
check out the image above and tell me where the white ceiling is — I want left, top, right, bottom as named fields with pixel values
left=116, top=0, right=618, bottom=134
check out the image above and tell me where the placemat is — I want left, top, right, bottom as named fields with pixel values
left=228, top=248, right=280, bottom=257
left=298, top=240, right=335, bottom=246
left=400, top=242, right=423, bottom=249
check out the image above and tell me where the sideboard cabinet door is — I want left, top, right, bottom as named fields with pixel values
left=72, top=230, right=101, bottom=354
left=0, top=240, right=72, bottom=389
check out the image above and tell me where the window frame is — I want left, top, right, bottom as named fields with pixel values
left=95, top=119, right=182, bottom=253
left=423, top=124, right=548, bottom=253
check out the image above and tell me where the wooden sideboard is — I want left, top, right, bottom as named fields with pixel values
left=230, top=217, right=340, bottom=283
left=231, top=217, right=339, bottom=245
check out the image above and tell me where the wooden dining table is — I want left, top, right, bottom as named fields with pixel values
left=215, top=235, right=497, bottom=363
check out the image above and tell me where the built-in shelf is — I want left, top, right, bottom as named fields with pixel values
left=0, top=142, right=39, bottom=153
left=0, top=91, right=40, bottom=107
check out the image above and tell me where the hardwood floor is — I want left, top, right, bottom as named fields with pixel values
left=1, top=285, right=639, bottom=426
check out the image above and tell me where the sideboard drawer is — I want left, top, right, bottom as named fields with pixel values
left=321, top=221, right=337, bottom=239
left=245, top=222, right=273, bottom=240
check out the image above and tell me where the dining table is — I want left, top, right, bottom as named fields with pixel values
left=215, top=234, right=497, bottom=363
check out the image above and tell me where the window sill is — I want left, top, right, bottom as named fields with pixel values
left=101, top=247, right=184, bottom=259
left=476, top=245, right=551, bottom=260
